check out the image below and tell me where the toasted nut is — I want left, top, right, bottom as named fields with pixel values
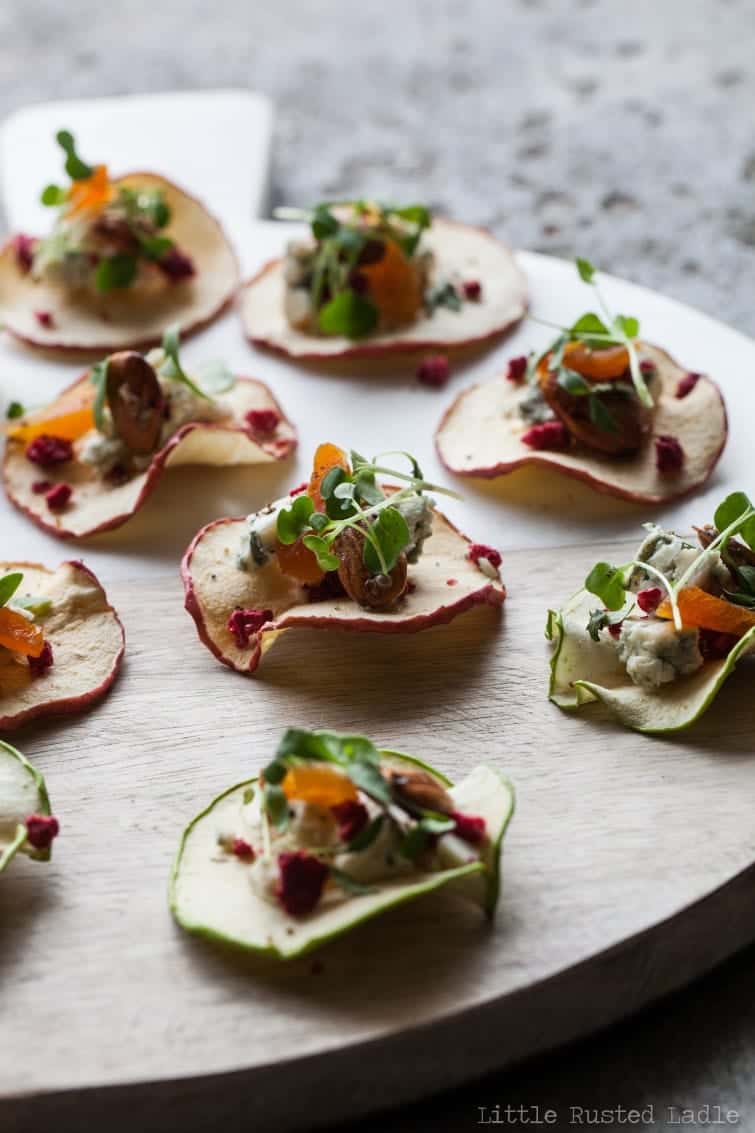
left=383, top=764, right=454, bottom=815
left=106, top=351, right=164, bottom=454
left=537, top=350, right=652, bottom=456
left=334, top=526, right=408, bottom=611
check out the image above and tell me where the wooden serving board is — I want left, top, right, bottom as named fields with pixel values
left=4, top=537, right=755, bottom=1132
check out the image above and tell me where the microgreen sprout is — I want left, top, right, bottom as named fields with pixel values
left=0, top=573, right=24, bottom=609
left=530, top=258, right=653, bottom=418
left=275, top=450, right=458, bottom=577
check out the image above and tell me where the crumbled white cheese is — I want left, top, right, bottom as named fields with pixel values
left=616, top=617, right=703, bottom=691
left=396, top=494, right=434, bottom=563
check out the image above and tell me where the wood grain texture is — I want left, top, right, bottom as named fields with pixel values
left=3, top=538, right=755, bottom=1132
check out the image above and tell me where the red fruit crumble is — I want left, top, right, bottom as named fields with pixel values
left=637, top=587, right=663, bottom=614
left=462, top=279, right=482, bottom=301
left=156, top=247, right=195, bottom=281
left=468, top=543, right=502, bottom=570
left=25, top=813, right=59, bottom=850
left=505, top=355, right=528, bottom=384
left=699, top=628, right=739, bottom=661
left=246, top=408, right=280, bottom=436
left=676, top=372, right=700, bottom=399
left=28, top=641, right=54, bottom=677
left=25, top=435, right=73, bottom=467
left=11, top=233, right=35, bottom=273
left=451, top=811, right=486, bottom=845
left=416, top=354, right=450, bottom=388
left=276, top=851, right=329, bottom=917
left=227, top=607, right=273, bottom=648
left=31, top=480, right=51, bottom=495
left=522, top=420, right=570, bottom=450
left=655, top=434, right=684, bottom=476
left=331, top=799, right=369, bottom=843
left=290, top=481, right=308, bottom=497
left=33, top=310, right=54, bottom=328
left=45, top=483, right=72, bottom=512
left=639, top=359, right=657, bottom=377
left=607, top=621, right=623, bottom=639
left=231, top=837, right=255, bottom=861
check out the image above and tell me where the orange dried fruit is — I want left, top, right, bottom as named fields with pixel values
left=66, top=164, right=113, bottom=218
left=8, top=384, right=95, bottom=444
left=0, top=608, right=45, bottom=658
left=308, top=442, right=350, bottom=512
left=656, top=586, right=755, bottom=639
left=360, top=238, right=423, bottom=327
left=282, top=764, right=359, bottom=807
left=563, top=342, right=630, bottom=381
left=275, top=538, right=325, bottom=585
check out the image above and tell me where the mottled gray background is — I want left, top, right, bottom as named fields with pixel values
left=3, top=0, right=755, bottom=1128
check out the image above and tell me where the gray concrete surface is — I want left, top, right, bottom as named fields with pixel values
left=2, top=0, right=755, bottom=1128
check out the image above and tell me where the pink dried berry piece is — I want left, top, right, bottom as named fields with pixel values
left=699, top=628, right=739, bottom=660
left=655, top=434, right=685, bottom=476
left=33, top=310, right=55, bottom=328
left=276, top=850, right=329, bottom=917
left=462, top=279, right=482, bottom=301
left=468, top=543, right=502, bottom=570
left=451, top=810, right=486, bottom=846
left=25, top=813, right=59, bottom=850
left=639, top=359, right=657, bottom=377
left=506, top=355, right=528, bottom=384
left=31, top=480, right=52, bottom=495
left=637, top=587, right=663, bottom=614
left=608, top=621, right=623, bottom=639
left=245, top=408, right=280, bottom=436
left=231, top=837, right=255, bottom=861
left=45, top=483, right=72, bottom=512
left=331, top=799, right=369, bottom=843
left=676, top=372, right=701, bottom=399
left=227, top=607, right=274, bottom=649
left=11, top=233, right=35, bottom=273
left=522, top=420, right=570, bottom=451
left=28, top=641, right=54, bottom=677
left=25, top=434, right=73, bottom=467
left=290, top=481, right=308, bottom=497
left=416, top=354, right=450, bottom=388
left=156, top=247, right=196, bottom=281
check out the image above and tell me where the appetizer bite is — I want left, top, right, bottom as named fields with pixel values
left=183, top=444, right=505, bottom=673
left=0, top=561, right=123, bottom=729
left=0, top=130, right=238, bottom=351
left=1, top=741, right=59, bottom=874
left=240, top=201, right=527, bottom=359
left=170, top=728, right=514, bottom=958
left=547, top=492, right=755, bottom=732
left=4, top=328, right=296, bottom=539
left=437, top=259, right=727, bottom=502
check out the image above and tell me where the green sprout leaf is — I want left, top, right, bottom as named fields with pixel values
left=569, top=312, right=610, bottom=341
left=345, top=814, right=384, bottom=852
left=6, top=401, right=25, bottom=420
left=94, top=254, right=137, bottom=292
left=741, top=516, right=755, bottom=550
left=242, top=787, right=255, bottom=805
left=0, top=573, right=24, bottom=608
left=585, top=562, right=627, bottom=611
left=588, top=394, right=617, bottom=434
left=714, top=492, right=752, bottom=534
left=262, top=759, right=287, bottom=786
left=90, top=358, right=109, bottom=433
left=426, top=281, right=462, bottom=314
left=587, top=605, right=630, bottom=642
left=311, top=204, right=340, bottom=240
left=558, top=369, right=593, bottom=396
left=276, top=494, right=315, bottom=545
left=614, top=314, right=639, bottom=339
left=138, top=234, right=174, bottom=261
left=302, top=534, right=341, bottom=572
left=318, top=289, right=378, bottom=339
left=56, top=129, right=93, bottom=181
left=576, top=256, right=596, bottom=283
left=159, top=324, right=211, bottom=400
left=195, top=358, right=236, bottom=395
left=40, top=183, right=68, bottom=207
left=264, top=783, right=289, bottom=832
left=11, top=595, right=52, bottom=617
left=363, top=506, right=410, bottom=575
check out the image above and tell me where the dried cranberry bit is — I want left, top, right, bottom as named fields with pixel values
left=156, top=247, right=195, bottom=281
left=227, top=607, right=273, bottom=649
left=506, top=355, right=528, bottom=384
left=245, top=408, right=280, bottom=436
left=33, top=310, right=55, bottom=328
left=699, top=628, right=739, bottom=661
left=25, top=813, right=59, bottom=850
left=446, top=578, right=458, bottom=587
left=45, top=483, right=72, bottom=512
left=416, top=354, right=450, bottom=388
left=331, top=799, right=369, bottom=843
left=676, top=371, right=701, bottom=399
left=521, top=420, right=570, bottom=451
left=12, top=233, right=35, bottom=273
left=462, top=279, right=482, bottom=301
left=655, top=434, right=685, bottom=476
left=276, top=850, right=329, bottom=917
left=290, top=481, right=308, bottom=497
left=451, top=811, right=486, bottom=846
left=639, top=359, right=657, bottom=377
left=31, top=480, right=51, bottom=495
left=28, top=641, right=54, bottom=677
left=468, top=543, right=502, bottom=570
left=607, top=621, right=623, bottom=639
left=231, top=837, right=255, bottom=861
left=25, top=434, right=73, bottom=467
left=637, top=587, right=663, bottom=614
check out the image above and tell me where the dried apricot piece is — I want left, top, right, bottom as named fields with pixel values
left=282, top=765, right=358, bottom=807
left=67, top=164, right=113, bottom=218
left=360, top=238, right=423, bottom=327
left=8, top=385, right=95, bottom=444
left=308, top=442, right=350, bottom=512
left=275, top=538, right=325, bottom=585
left=0, top=608, right=45, bottom=658
left=656, top=586, right=755, bottom=639
left=563, top=342, right=629, bottom=381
